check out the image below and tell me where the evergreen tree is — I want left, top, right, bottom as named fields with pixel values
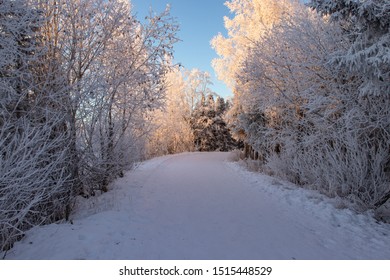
left=309, top=0, right=390, bottom=97
left=190, top=94, right=236, bottom=151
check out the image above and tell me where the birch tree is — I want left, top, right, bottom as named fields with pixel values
left=76, top=3, right=179, bottom=193
left=211, top=0, right=295, bottom=90
left=146, top=67, right=194, bottom=156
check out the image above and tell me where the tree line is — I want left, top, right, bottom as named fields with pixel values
left=0, top=0, right=179, bottom=251
left=211, top=0, right=390, bottom=215
left=147, top=67, right=237, bottom=156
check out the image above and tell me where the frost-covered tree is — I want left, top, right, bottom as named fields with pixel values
left=307, top=0, right=390, bottom=208
left=148, top=65, right=237, bottom=155
left=147, top=66, right=194, bottom=156
left=309, top=0, right=390, bottom=97
left=1, top=0, right=72, bottom=251
left=211, top=0, right=298, bottom=150
left=190, top=94, right=236, bottom=152
left=75, top=3, right=179, bottom=193
left=34, top=0, right=139, bottom=195
left=183, top=69, right=215, bottom=112
left=225, top=0, right=390, bottom=211
left=236, top=3, right=348, bottom=177
left=31, top=0, right=179, bottom=195
left=147, top=68, right=216, bottom=156
left=211, top=0, right=296, bottom=90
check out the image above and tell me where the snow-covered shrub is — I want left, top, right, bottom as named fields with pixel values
left=0, top=0, right=72, bottom=250
left=306, top=0, right=390, bottom=208
left=0, top=118, right=71, bottom=251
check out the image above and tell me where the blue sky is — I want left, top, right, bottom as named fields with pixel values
left=131, top=0, right=232, bottom=98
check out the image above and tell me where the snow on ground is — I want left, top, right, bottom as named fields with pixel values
left=3, top=152, right=390, bottom=260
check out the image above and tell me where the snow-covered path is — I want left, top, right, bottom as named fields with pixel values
left=5, top=152, right=390, bottom=259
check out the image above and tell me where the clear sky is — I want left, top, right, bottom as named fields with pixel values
left=131, top=0, right=232, bottom=98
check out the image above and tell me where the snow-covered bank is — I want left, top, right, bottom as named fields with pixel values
left=3, top=152, right=390, bottom=259
left=226, top=160, right=390, bottom=259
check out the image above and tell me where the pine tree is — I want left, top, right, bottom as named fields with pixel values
left=309, top=0, right=390, bottom=97
left=190, top=94, right=236, bottom=151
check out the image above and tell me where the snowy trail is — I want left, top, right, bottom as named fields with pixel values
left=5, top=152, right=390, bottom=259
